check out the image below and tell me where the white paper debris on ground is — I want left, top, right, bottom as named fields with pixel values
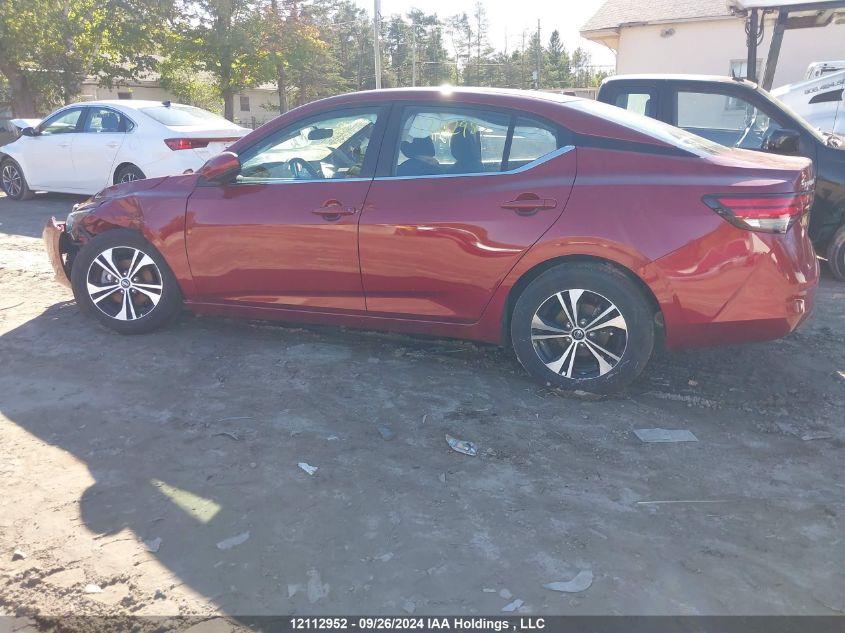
left=801, top=431, right=833, bottom=441
left=543, top=569, right=594, bottom=593
left=501, top=598, right=523, bottom=612
left=216, top=531, right=250, bottom=551
left=446, top=433, right=478, bottom=456
left=634, top=428, right=698, bottom=443
left=499, top=588, right=512, bottom=599
left=12, top=549, right=27, bottom=561
left=298, top=462, right=318, bottom=475
left=84, top=584, right=103, bottom=594
left=144, top=537, right=162, bottom=553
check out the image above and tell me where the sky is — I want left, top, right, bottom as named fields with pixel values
left=354, top=0, right=616, bottom=68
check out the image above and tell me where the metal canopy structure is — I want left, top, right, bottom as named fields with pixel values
left=727, top=0, right=845, bottom=88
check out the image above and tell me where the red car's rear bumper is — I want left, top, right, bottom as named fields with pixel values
left=43, top=217, right=72, bottom=288
left=655, top=219, right=819, bottom=349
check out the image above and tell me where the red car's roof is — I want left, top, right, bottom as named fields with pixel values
left=302, top=86, right=580, bottom=109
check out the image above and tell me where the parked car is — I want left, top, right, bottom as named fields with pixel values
left=597, top=74, right=845, bottom=279
left=43, top=88, right=818, bottom=393
left=772, top=61, right=845, bottom=136
left=1, top=100, right=248, bottom=199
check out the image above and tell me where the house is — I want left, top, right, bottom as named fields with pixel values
left=580, top=0, right=845, bottom=88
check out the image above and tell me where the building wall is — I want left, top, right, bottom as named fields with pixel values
left=615, top=17, right=845, bottom=88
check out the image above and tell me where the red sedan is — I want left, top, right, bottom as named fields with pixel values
left=44, top=88, right=818, bottom=393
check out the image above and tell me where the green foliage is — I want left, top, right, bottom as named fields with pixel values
left=158, top=60, right=224, bottom=114
left=0, top=0, right=612, bottom=117
left=0, top=0, right=172, bottom=115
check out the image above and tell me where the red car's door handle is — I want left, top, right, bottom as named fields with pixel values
left=501, top=195, right=557, bottom=213
left=312, top=200, right=357, bottom=220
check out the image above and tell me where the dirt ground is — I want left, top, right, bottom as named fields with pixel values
left=1, top=192, right=844, bottom=628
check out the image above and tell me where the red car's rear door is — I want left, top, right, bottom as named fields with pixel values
left=358, top=104, right=576, bottom=322
left=186, top=106, right=386, bottom=312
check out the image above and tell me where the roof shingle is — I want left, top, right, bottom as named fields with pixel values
left=581, top=0, right=732, bottom=32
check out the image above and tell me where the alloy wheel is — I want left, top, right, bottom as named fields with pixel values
left=120, top=171, right=139, bottom=183
left=85, top=246, right=163, bottom=321
left=2, top=164, right=22, bottom=197
left=530, top=288, right=628, bottom=379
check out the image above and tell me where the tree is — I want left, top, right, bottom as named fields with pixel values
left=544, top=30, right=571, bottom=89
left=0, top=0, right=172, bottom=116
left=170, top=0, right=271, bottom=121
left=158, top=60, right=224, bottom=113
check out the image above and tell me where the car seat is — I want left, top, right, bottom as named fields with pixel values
left=448, top=123, right=483, bottom=174
left=396, top=136, right=440, bottom=176
left=100, top=112, right=120, bottom=132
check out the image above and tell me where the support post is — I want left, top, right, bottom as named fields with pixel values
left=761, top=9, right=788, bottom=90
left=746, top=8, right=758, bottom=82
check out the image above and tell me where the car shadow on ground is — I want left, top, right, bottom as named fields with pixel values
left=1, top=295, right=844, bottom=618
left=0, top=193, right=87, bottom=238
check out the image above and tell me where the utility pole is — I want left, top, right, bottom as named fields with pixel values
left=411, top=21, right=417, bottom=87
left=521, top=29, right=526, bottom=89
left=373, top=0, right=382, bottom=89
left=535, top=19, right=541, bottom=90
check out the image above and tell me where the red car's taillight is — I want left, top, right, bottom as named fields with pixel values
left=164, top=138, right=210, bottom=151
left=702, top=191, right=813, bottom=234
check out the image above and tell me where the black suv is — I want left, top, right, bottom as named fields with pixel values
left=597, top=75, right=845, bottom=280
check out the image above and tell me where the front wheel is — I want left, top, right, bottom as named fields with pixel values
left=510, top=263, right=655, bottom=394
left=70, top=229, right=182, bottom=334
left=825, top=225, right=845, bottom=282
left=1, top=159, right=35, bottom=200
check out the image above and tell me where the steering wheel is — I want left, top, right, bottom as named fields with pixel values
left=288, top=157, right=323, bottom=179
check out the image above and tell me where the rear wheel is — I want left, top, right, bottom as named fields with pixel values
left=70, top=229, right=182, bottom=334
left=115, top=164, right=145, bottom=184
left=1, top=159, right=35, bottom=200
left=826, top=225, right=845, bottom=282
left=510, top=263, right=655, bottom=393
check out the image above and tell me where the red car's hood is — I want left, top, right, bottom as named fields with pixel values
left=93, top=176, right=169, bottom=201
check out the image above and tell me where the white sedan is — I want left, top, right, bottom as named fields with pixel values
left=0, top=100, right=250, bottom=199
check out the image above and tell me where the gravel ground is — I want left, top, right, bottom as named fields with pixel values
left=1, top=192, right=844, bottom=628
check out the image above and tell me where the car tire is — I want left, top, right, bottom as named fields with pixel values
left=115, top=164, right=145, bottom=184
left=70, top=229, right=182, bottom=334
left=1, top=159, right=35, bottom=200
left=510, top=262, right=655, bottom=394
left=825, top=225, right=845, bottom=282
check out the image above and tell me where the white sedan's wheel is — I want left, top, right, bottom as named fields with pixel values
left=115, top=164, right=145, bottom=184
left=1, top=159, right=35, bottom=200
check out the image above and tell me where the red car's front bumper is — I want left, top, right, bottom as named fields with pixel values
left=42, top=217, right=73, bottom=288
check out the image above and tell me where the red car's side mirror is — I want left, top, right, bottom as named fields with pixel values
left=198, top=151, right=241, bottom=182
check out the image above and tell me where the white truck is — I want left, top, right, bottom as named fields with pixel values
left=772, top=61, right=845, bottom=136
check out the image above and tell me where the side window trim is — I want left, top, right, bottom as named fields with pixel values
left=227, top=104, right=389, bottom=185
left=82, top=106, right=137, bottom=134
left=379, top=101, right=571, bottom=181
left=373, top=145, right=574, bottom=182
left=37, top=106, right=86, bottom=135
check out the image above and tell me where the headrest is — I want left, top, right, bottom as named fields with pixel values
left=400, top=136, right=435, bottom=159
left=100, top=112, right=119, bottom=131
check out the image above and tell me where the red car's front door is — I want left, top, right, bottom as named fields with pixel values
left=186, top=107, right=385, bottom=312
left=359, top=104, right=576, bottom=322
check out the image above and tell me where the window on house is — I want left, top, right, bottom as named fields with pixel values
left=240, top=96, right=250, bottom=112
